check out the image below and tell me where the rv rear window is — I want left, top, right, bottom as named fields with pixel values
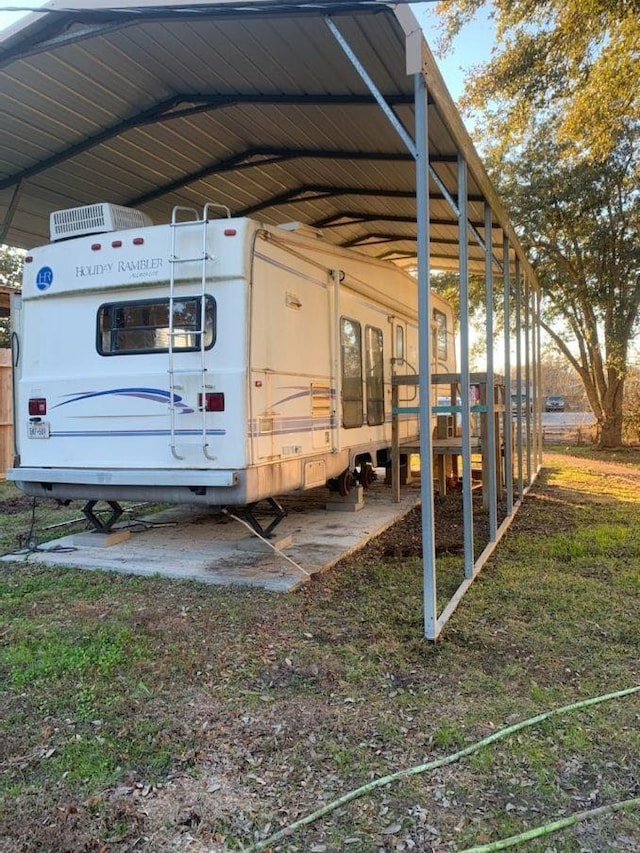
left=97, top=296, right=216, bottom=355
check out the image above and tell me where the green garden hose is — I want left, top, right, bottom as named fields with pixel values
left=244, top=685, right=639, bottom=852
left=459, top=797, right=640, bottom=852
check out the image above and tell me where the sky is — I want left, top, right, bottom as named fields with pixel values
left=0, top=0, right=43, bottom=30
left=416, top=2, right=495, bottom=102
left=0, top=1, right=495, bottom=103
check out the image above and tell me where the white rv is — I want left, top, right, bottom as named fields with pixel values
left=9, top=203, right=455, bottom=532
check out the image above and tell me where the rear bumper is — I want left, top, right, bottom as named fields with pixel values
left=8, top=467, right=238, bottom=487
left=7, top=467, right=247, bottom=505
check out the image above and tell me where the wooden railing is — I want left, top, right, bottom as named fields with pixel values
left=390, top=372, right=507, bottom=505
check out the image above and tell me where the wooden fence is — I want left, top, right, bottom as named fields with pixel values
left=542, top=423, right=598, bottom=445
left=0, top=349, right=12, bottom=478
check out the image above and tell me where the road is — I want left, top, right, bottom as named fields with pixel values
left=541, top=411, right=596, bottom=427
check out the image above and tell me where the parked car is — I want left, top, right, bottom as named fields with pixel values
left=544, top=395, right=566, bottom=412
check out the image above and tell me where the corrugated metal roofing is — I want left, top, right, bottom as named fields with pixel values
left=0, top=0, right=531, bottom=276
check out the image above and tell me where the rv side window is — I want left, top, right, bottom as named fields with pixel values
left=365, top=325, right=385, bottom=426
left=340, top=317, right=363, bottom=428
left=97, top=296, right=215, bottom=355
left=432, top=308, right=448, bottom=362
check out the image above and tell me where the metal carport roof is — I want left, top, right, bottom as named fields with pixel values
left=0, top=0, right=533, bottom=280
left=0, top=0, right=543, bottom=640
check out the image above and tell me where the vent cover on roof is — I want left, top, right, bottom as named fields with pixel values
left=50, top=203, right=153, bottom=241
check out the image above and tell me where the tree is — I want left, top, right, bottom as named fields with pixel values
left=435, top=0, right=640, bottom=447
left=435, top=0, right=640, bottom=162
left=491, top=127, right=639, bottom=448
left=0, top=245, right=23, bottom=347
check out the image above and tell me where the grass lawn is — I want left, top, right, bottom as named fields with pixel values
left=0, top=447, right=638, bottom=852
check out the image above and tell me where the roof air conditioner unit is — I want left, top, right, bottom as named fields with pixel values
left=50, top=203, right=153, bottom=241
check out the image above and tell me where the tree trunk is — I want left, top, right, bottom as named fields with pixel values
left=598, top=374, right=625, bottom=449
left=599, top=414, right=623, bottom=448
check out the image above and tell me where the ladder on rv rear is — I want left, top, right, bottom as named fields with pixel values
left=168, top=203, right=231, bottom=460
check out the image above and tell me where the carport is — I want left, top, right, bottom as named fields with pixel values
left=0, top=0, right=542, bottom=639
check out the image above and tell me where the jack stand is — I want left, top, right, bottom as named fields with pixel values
left=82, top=499, right=124, bottom=533
left=237, top=497, right=287, bottom=538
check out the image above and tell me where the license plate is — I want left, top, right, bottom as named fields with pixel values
left=28, top=421, right=50, bottom=439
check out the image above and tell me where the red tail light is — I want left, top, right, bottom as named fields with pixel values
left=198, top=392, right=225, bottom=412
left=29, top=398, right=47, bottom=415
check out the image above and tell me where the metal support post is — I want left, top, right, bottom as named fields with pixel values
left=515, top=259, right=524, bottom=497
left=458, top=154, right=474, bottom=577
left=414, top=71, right=438, bottom=639
left=484, top=204, right=497, bottom=540
left=391, top=381, right=400, bottom=503
left=535, top=288, right=543, bottom=469
left=530, top=283, right=539, bottom=470
left=524, top=276, right=532, bottom=484
left=503, top=237, right=513, bottom=514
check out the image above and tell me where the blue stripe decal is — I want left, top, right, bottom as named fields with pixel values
left=54, top=387, right=195, bottom=414
left=272, top=386, right=311, bottom=407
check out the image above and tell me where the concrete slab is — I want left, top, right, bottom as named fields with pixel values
left=2, top=478, right=421, bottom=592
left=72, top=529, right=132, bottom=547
